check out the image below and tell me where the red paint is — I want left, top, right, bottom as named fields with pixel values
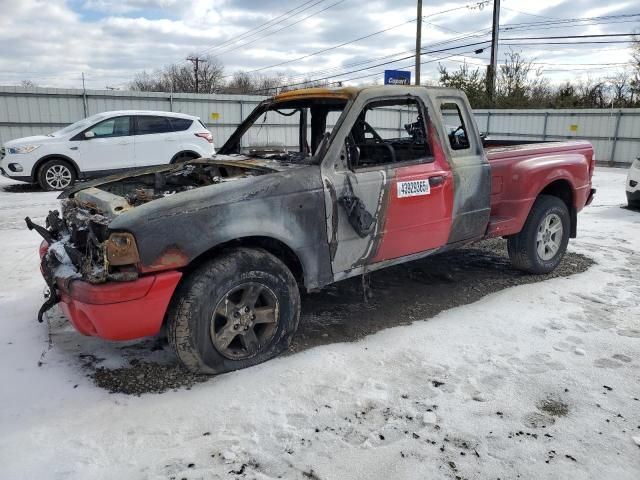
left=486, top=141, right=594, bottom=237
left=372, top=124, right=453, bottom=262
left=56, top=271, right=182, bottom=340
left=139, top=247, right=190, bottom=273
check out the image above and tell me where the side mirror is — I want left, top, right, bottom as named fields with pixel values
left=84, top=131, right=95, bottom=139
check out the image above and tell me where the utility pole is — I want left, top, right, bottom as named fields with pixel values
left=415, top=0, right=423, bottom=85
left=187, top=56, right=207, bottom=93
left=487, top=0, right=501, bottom=101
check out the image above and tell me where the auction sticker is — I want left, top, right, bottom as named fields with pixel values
left=397, top=179, right=430, bottom=198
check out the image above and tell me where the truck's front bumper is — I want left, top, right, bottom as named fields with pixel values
left=56, top=272, right=182, bottom=340
left=40, top=241, right=182, bottom=340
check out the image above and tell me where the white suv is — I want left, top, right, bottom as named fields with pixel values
left=0, top=110, right=215, bottom=190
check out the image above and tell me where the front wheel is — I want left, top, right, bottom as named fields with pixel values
left=37, top=159, right=76, bottom=191
left=167, top=248, right=301, bottom=374
left=507, top=195, right=570, bottom=274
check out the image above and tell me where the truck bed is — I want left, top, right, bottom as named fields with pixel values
left=484, top=140, right=595, bottom=238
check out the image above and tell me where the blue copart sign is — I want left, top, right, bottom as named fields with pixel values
left=384, top=70, right=411, bottom=85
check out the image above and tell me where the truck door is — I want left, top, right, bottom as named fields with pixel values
left=321, top=93, right=454, bottom=278
left=437, top=96, right=491, bottom=243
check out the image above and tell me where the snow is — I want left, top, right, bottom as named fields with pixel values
left=0, top=169, right=639, bottom=479
left=47, top=236, right=81, bottom=279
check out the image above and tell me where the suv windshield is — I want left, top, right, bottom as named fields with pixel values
left=50, top=113, right=109, bottom=137
left=220, top=98, right=348, bottom=163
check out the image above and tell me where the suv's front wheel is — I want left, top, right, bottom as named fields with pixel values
left=167, top=248, right=301, bottom=374
left=37, top=159, right=76, bottom=191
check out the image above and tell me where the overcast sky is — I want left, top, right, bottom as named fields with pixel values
left=0, top=0, right=637, bottom=90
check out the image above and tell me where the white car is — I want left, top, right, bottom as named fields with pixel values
left=0, top=110, right=215, bottom=190
left=627, top=157, right=640, bottom=208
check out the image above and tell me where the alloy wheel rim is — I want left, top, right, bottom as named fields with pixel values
left=536, top=213, right=563, bottom=261
left=45, top=165, right=72, bottom=189
left=210, top=282, right=280, bottom=360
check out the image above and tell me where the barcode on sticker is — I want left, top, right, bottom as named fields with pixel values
left=397, top=179, right=430, bottom=198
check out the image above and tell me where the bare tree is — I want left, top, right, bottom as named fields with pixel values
left=608, top=70, right=632, bottom=107
left=20, top=79, right=36, bottom=88
left=130, top=55, right=224, bottom=93
left=630, top=35, right=640, bottom=105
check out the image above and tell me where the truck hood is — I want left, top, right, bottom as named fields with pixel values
left=59, top=154, right=307, bottom=222
left=61, top=154, right=300, bottom=199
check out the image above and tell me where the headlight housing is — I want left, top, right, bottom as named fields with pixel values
left=8, top=145, right=41, bottom=154
left=105, top=232, right=140, bottom=266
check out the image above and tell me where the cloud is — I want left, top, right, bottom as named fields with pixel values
left=82, top=0, right=182, bottom=14
left=0, top=0, right=635, bottom=89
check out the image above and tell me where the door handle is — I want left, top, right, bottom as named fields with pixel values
left=429, top=175, right=446, bottom=187
left=116, top=141, right=130, bottom=145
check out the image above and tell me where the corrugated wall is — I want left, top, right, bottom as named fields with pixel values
left=1, top=86, right=638, bottom=165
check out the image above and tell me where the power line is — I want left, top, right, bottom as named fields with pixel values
left=229, top=0, right=496, bottom=79
left=502, top=6, right=556, bottom=21
left=194, top=0, right=323, bottom=55
left=226, top=13, right=639, bottom=82
left=234, top=18, right=417, bottom=77
left=247, top=40, right=495, bottom=93
left=209, top=0, right=346, bottom=58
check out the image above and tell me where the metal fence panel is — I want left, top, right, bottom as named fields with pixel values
left=1, top=86, right=638, bottom=165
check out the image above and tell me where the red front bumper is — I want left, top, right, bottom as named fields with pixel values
left=56, top=271, right=182, bottom=341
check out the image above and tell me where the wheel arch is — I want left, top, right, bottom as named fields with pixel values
left=537, top=179, right=576, bottom=238
left=184, top=235, right=305, bottom=288
left=32, top=154, right=80, bottom=180
left=170, top=150, right=201, bottom=164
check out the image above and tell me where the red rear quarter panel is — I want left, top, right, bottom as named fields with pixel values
left=486, top=141, right=594, bottom=237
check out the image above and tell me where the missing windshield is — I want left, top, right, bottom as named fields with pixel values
left=220, top=98, right=348, bottom=163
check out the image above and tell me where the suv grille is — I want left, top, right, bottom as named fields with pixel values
left=0, top=147, right=5, bottom=161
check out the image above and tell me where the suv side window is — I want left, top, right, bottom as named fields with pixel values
left=136, top=116, right=173, bottom=135
left=347, top=97, right=432, bottom=169
left=169, top=118, right=193, bottom=131
left=87, top=116, right=131, bottom=138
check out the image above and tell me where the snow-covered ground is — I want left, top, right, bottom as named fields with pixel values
left=0, top=169, right=638, bottom=480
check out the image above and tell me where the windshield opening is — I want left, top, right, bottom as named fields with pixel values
left=220, top=98, right=348, bottom=163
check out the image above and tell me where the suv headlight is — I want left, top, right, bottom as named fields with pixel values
left=9, top=145, right=41, bottom=154
left=105, top=232, right=140, bottom=266
left=633, top=158, right=640, bottom=169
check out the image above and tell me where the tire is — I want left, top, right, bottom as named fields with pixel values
left=37, top=159, right=76, bottom=191
left=167, top=247, right=301, bottom=374
left=507, top=195, right=570, bottom=274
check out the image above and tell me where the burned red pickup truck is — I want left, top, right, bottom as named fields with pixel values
left=27, top=86, right=595, bottom=374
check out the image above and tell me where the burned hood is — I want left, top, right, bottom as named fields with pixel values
left=58, top=154, right=300, bottom=200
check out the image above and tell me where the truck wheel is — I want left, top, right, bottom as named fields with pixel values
left=507, top=195, right=570, bottom=274
left=38, top=159, right=76, bottom=191
left=167, top=248, right=301, bottom=374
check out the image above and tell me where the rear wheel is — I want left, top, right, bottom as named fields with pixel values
left=37, top=159, right=76, bottom=191
left=167, top=248, right=300, bottom=374
left=171, top=152, right=199, bottom=164
left=507, top=195, right=570, bottom=274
